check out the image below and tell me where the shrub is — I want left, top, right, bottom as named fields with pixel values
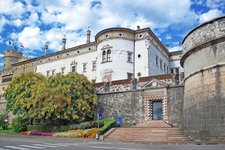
left=79, top=122, right=91, bottom=129
left=11, top=116, right=29, bottom=133
left=67, top=130, right=83, bottom=137
left=0, top=114, right=9, bottom=130
left=98, top=119, right=115, bottom=135
left=83, top=128, right=100, bottom=138
left=0, top=115, right=4, bottom=129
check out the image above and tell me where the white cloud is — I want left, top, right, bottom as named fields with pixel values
left=17, top=26, right=43, bottom=50
left=0, top=53, right=3, bottom=57
left=199, top=9, right=223, bottom=23
left=0, top=0, right=25, bottom=18
left=206, top=0, right=225, bottom=9
left=165, top=35, right=172, bottom=40
left=169, top=45, right=182, bottom=52
left=0, top=16, right=8, bottom=32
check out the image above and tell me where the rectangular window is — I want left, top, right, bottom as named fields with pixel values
left=127, top=52, right=133, bottom=63
left=156, top=56, right=158, bottom=66
left=171, top=68, right=174, bottom=74
left=71, top=65, right=76, bottom=73
left=92, top=61, right=96, bottom=71
left=83, top=63, right=87, bottom=72
left=160, top=60, right=163, bottom=70
left=52, top=69, right=55, bottom=76
left=175, top=68, right=179, bottom=75
left=164, top=63, right=166, bottom=73
left=61, top=67, right=65, bottom=75
left=46, top=70, right=50, bottom=76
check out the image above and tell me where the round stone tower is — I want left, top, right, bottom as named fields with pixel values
left=3, top=50, right=22, bottom=70
left=181, top=16, right=225, bottom=140
left=95, top=27, right=135, bottom=82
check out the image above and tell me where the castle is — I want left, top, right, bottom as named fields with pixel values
left=1, top=15, right=225, bottom=140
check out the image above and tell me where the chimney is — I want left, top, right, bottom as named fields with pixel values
left=137, top=26, right=140, bottom=30
left=44, top=44, right=48, bottom=55
left=62, top=35, right=66, bottom=50
left=86, top=27, right=91, bottom=43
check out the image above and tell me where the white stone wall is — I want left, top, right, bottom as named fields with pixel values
left=135, top=40, right=150, bottom=78
left=36, top=51, right=97, bottom=81
left=96, top=39, right=134, bottom=82
left=148, top=44, right=169, bottom=76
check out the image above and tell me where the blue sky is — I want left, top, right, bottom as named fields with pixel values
left=0, top=0, right=224, bottom=70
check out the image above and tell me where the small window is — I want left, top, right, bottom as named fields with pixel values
left=61, top=67, right=65, bottom=75
left=57, top=56, right=60, bottom=59
left=67, top=53, right=69, bottom=56
left=164, top=63, right=166, bottom=73
left=119, top=33, right=123, bottom=37
left=46, top=70, right=50, bottom=76
left=107, top=50, right=111, bottom=61
left=77, top=51, right=79, bottom=53
left=138, top=72, right=141, bottom=76
left=71, top=66, right=76, bottom=73
left=139, top=34, right=142, bottom=38
left=156, top=56, right=158, bottom=66
left=171, top=68, right=174, bottom=74
left=88, top=48, right=91, bottom=50
left=92, top=61, right=96, bottom=71
left=160, top=60, right=163, bottom=70
left=127, top=52, right=133, bottom=63
left=138, top=54, right=141, bottom=58
left=52, top=69, right=55, bottom=76
left=83, top=63, right=87, bottom=72
left=105, top=34, right=109, bottom=38
left=102, top=51, right=106, bottom=62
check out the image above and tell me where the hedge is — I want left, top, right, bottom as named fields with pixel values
left=97, top=119, right=115, bottom=135
left=27, top=121, right=105, bottom=132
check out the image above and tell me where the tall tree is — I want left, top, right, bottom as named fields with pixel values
left=4, top=72, right=45, bottom=115
left=4, top=72, right=97, bottom=125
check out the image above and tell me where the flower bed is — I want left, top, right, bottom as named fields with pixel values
left=30, top=130, right=55, bottom=136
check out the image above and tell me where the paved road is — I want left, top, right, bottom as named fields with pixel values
left=0, top=135, right=225, bottom=150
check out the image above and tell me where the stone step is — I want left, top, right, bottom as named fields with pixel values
left=105, top=121, right=192, bottom=143
left=135, top=120, right=172, bottom=128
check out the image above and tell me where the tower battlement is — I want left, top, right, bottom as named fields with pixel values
left=3, top=50, right=22, bottom=70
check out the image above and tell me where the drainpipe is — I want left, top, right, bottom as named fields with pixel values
left=133, top=32, right=136, bottom=79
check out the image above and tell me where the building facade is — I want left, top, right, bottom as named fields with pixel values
left=0, top=25, right=192, bottom=138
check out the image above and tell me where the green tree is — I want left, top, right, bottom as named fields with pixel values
left=3, top=72, right=46, bottom=115
left=4, top=72, right=97, bottom=125
left=30, top=73, right=97, bottom=125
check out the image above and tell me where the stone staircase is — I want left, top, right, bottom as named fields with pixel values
left=105, top=120, right=192, bottom=144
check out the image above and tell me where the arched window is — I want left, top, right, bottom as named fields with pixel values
left=107, top=50, right=111, bottom=61
left=102, top=51, right=106, bottom=62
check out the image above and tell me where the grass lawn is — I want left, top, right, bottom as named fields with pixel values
left=0, top=127, right=19, bottom=135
